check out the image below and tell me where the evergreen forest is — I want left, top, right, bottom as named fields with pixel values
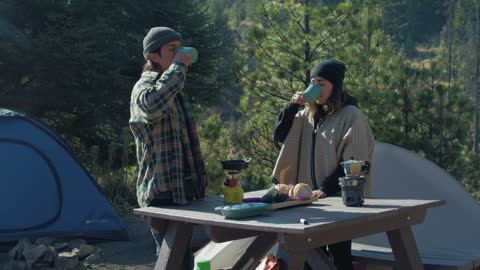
left=1, top=0, right=480, bottom=211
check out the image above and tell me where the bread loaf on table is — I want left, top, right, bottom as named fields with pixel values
left=275, top=184, right=295, bottom=195
left=275, top=183, right=312, bottom=199
left=290, top=183, right=312, bottom=199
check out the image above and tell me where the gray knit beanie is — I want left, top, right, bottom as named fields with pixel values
left=142, top=27, right=183, bottom=59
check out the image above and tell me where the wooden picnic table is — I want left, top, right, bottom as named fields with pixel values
left=134, top=190, right=444, bottom=270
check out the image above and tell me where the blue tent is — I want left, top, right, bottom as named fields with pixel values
left=0, top=108, right=129, bottom=244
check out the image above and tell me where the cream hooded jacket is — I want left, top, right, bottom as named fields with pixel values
left=272, top=105, right=375, bottom=196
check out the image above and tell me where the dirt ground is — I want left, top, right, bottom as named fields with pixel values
left=0, top=214, right=210, bottom=270
left=85, top=215, right=158, bottom=270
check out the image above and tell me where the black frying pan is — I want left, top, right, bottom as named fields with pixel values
left=219, top=158, right=252, bottom=170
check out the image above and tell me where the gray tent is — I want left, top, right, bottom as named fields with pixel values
left=353, top=142, right=480, bottom=269
left=195, top=142, right=480, bottom=269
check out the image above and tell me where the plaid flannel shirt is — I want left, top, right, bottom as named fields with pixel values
left=129, top=63, right=207, bottom=207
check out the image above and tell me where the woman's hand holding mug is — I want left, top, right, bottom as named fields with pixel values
left=292, top=92, right=306, bottom=106
left=292, top=84, right=323, bottom=105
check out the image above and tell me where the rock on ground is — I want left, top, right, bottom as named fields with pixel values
left=0, top=214, right=210, bottom=270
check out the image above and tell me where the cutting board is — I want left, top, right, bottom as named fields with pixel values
left=267, top=197, right=318, bottom=210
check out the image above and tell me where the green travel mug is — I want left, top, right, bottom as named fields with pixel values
left=303, top=84, right=323, bottom=103
left=176, top=46, right=198, bottom=63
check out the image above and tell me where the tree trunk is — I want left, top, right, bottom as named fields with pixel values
left=406, top=0, right=416, bottom=55
left=474, top=0, right=480, bottom=155
left=447, top=0, right=455, bottom=85
left=403, top=70, right=410, bottom=141
left=304, top=0, right=311, bottom=88
left=404, top=88, right=409, bottom=140
left=365, top=0, right=373, bottom=77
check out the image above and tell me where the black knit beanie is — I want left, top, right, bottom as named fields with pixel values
left=310, top=59, right=346, bottom=90
left=143, top=27, right=183, bottom=59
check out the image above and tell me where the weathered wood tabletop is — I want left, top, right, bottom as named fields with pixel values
left=134, top=190, right=444, bottom=270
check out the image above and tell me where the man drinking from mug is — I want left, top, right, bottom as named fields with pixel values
left=129, top=26, right=207, bottom=269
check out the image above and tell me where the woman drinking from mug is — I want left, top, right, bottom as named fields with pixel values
left=271, top=59, right=375, bottom=270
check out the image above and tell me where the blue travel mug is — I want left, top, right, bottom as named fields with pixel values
left=176, top=47, right=198, bottom=63
left=303, top=84, right=323, bottom=103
